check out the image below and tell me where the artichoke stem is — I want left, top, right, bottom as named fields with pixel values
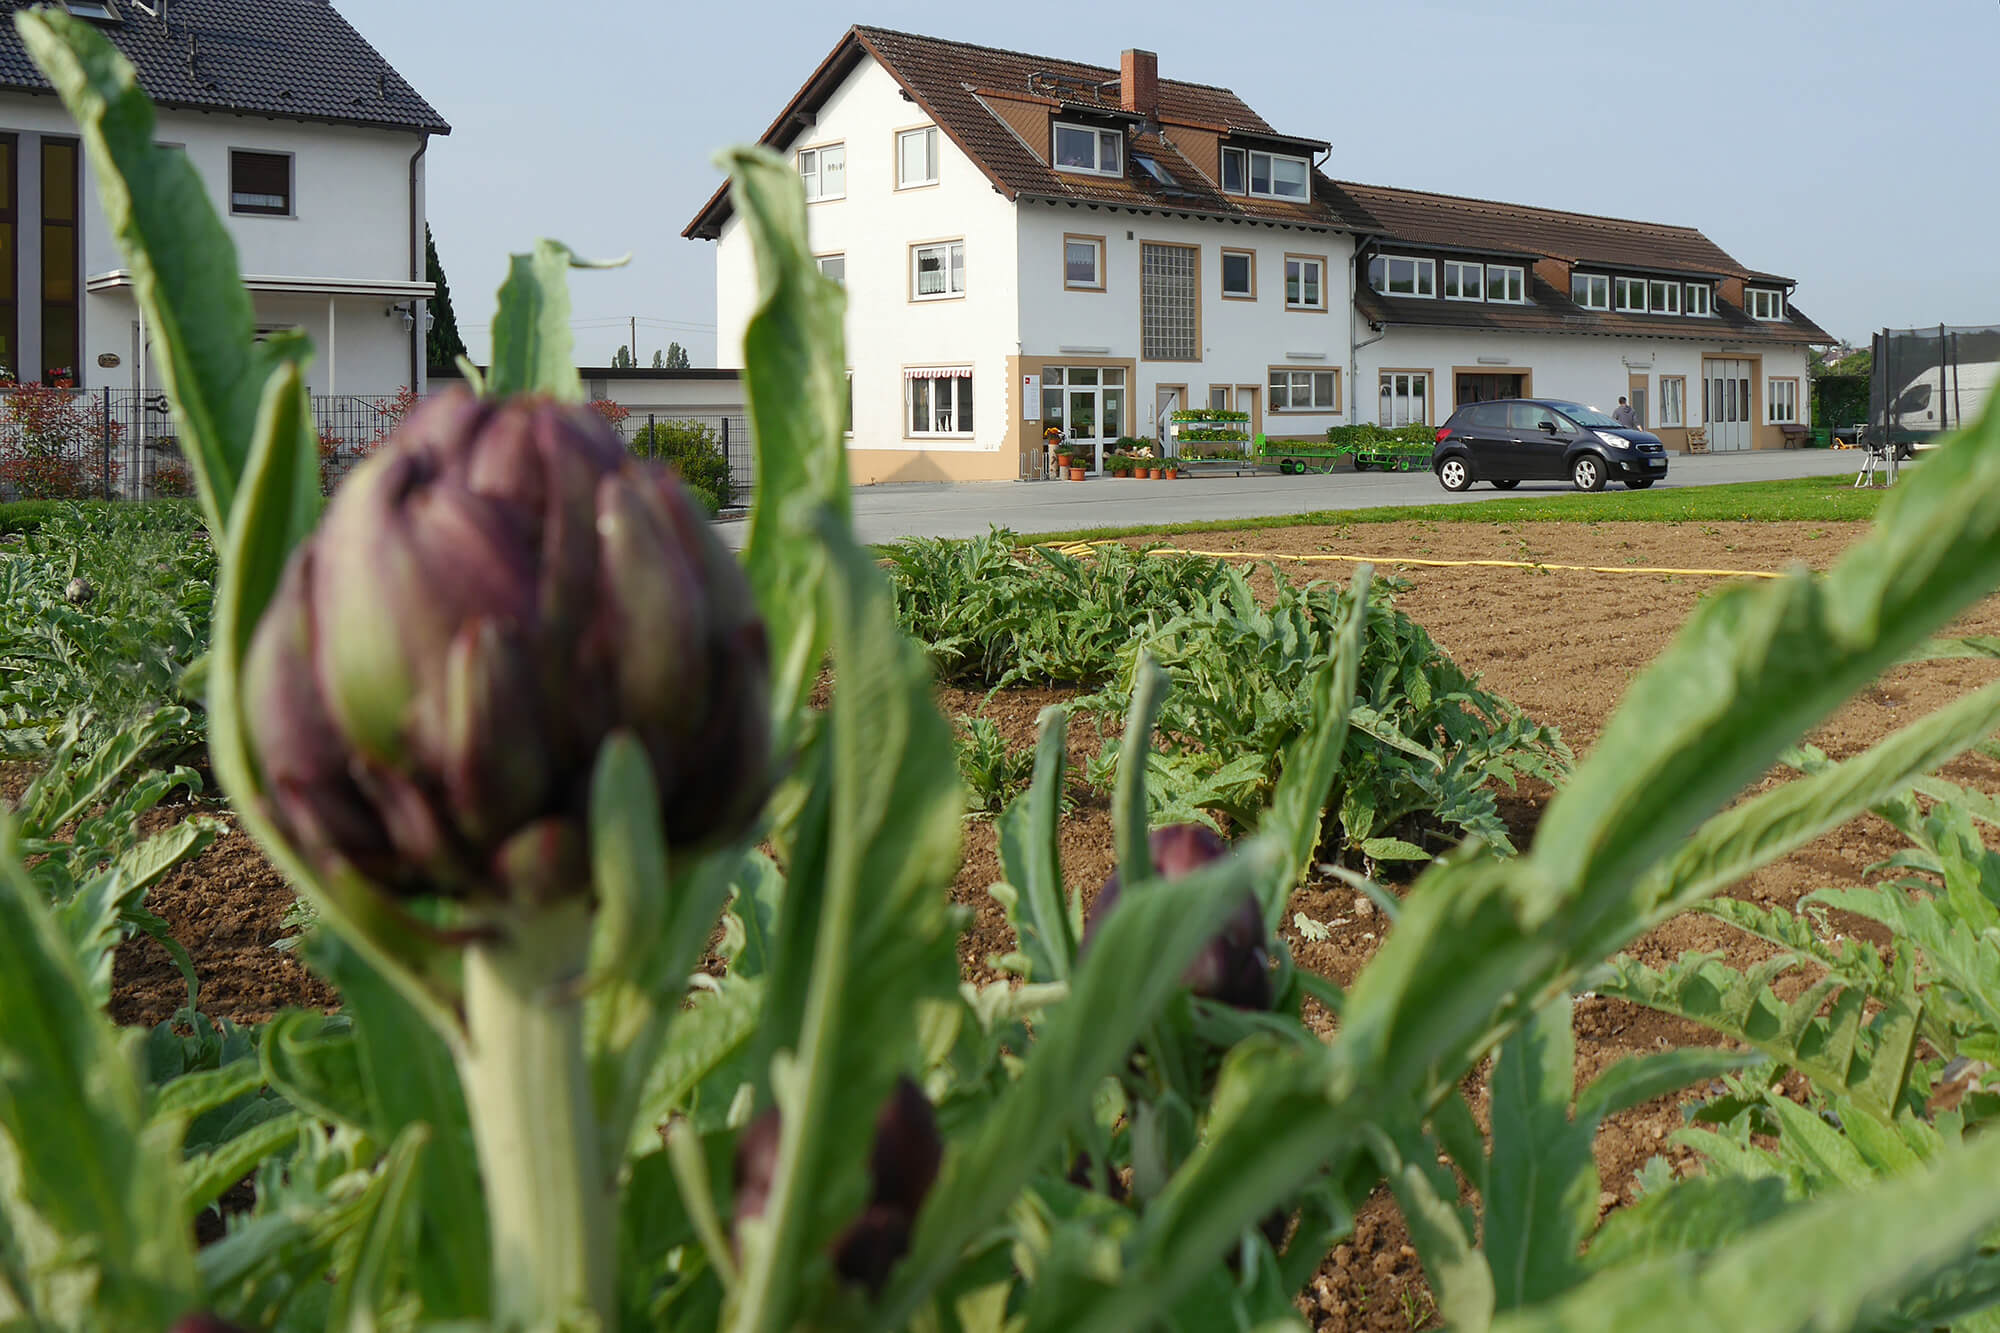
left=458, top=902, right=615, bottom=1331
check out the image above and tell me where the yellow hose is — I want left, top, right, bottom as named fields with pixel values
left=1047, top=541, right=1783, bottom=581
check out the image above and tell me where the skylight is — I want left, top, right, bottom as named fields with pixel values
left=64, top=0, right=119, bottom=19
left=1133, top=155, right=1177, bottom=187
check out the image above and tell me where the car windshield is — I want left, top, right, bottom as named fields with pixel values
left=1547, top=401, right=1622, bottom=428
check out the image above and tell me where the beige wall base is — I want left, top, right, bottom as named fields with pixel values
left=847, top=447, right=1018, bottom=486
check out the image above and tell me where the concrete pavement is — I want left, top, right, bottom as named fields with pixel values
left=716, top=447, right=1865, bottom=549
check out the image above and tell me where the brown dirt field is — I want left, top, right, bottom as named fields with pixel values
left=51, top=517, right=2000, bottom=1331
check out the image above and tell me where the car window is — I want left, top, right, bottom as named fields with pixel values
left=1458, top=404, right=1502, bottom=429
left=1507, top=403, right=1551, bottom=432
left=1546, top=400, right=1621, bottom=428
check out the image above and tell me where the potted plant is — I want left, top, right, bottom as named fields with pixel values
left=1164, top=463, right=1179, bottom=480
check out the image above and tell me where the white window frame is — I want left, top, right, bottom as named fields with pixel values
left=1246, top=149, right=1310, bottom=201
left=1378, top=371, right=1430, bottom=427
left=1685, top=283, right=1713, bottom=317
left=905, top=369, right=974, bottom=438
left=1571, top=273, right=1609, bottom=310
left=1284, top=255, right=1326, bottom=311
left=797, top=143, right=846, bottom=202
left=1369, top=254, right=1436, bottom=298
left=1063, top=235, right=1104, bottom=291
left=1219, top=145, right=1246, bottom=194
left=1054, top=122, right=1123, bottom=177
left=1485, top=264, right=1525, bottom=303
left=896, top=127, right=939, bottom=189
left=1443, top=261, right=1484, bottom=302
left=1748, top=288, right=1786, bottom=321
left=1219, top=247, right=1255, bottom=299
left=1660, top=375, right=1686, bottom=427
left=1614, top=276, right=1648, bottom=313
left=1269, top=368, right=1339, bottom=412
left=910, top=240, right=966, bottom=301
left=816, top=253, right=845, bottom=284
left=1648, top=279, right=1680, bottom=315
left=1768, top=377, right=1799, bottom=423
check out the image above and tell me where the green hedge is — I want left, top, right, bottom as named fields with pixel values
left=0, top=497, right=201, bottom=535
left=630, top=419, right=731, bottom=515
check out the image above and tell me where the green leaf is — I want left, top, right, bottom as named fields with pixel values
left=16, top=8, right=313, bottom=537
left=1573, top=1046, right=1758, bottom=1126
left=995, top=704, right=1077, bottom=982
left=1366, top=1120, right=1492, bottom=1332
left=728, top=146, right=852, bottom=747
left=485, top=239, right=607, bottom=401
left=1113, top=655, right=1170, bottom=886
left=178, top=1109, right=310, bottom=1219
left=326, top=1123, right=432, bottom=1333
left=1485, top=996, right=1591, bottom=1311
left=0, top=814, right=194, bottom=1327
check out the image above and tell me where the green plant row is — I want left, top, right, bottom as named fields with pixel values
left=1169, top=409, right=1249, bottom=424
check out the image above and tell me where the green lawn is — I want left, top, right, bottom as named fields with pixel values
left=1023, top=472, right=1888, bottom=545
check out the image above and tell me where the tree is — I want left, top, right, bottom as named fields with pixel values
left=664, top=342, right=691, bottom=370
left=611, top=345, right=635, bottom=369
left=651, top=349, right=665, bottom=369
left=424, top=225, right=468, bottom=368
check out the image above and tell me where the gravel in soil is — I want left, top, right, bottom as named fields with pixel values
left=50, top=517, right=2000, bottom=1331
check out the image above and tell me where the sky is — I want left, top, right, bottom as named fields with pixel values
left=334, top=0, right=2000, bottom=368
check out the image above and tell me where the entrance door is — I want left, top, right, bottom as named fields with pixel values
left=1042, top=366, right=1127, bottom=469
left=1236, top=385, right=1262, bottom=446
left=1703, top=359, right=1752, bottom=451
left=1155, top=385, right=1183, bottom=456
left=1627, top=374, right=1649, bottom=429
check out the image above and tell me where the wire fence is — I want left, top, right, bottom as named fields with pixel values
left=0, top=387, right=754, bottom=508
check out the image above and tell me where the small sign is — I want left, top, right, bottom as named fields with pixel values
left=1023, top=374, right=1040, bottom=420
left=96, top=352, right=120, bottom=369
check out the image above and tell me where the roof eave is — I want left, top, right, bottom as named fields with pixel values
left=0, top=80, right=450, bottom=136
left=1018, top=191, right=1350, bottom=232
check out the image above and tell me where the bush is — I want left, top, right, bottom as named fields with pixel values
left=631, top=418, right=731, bottom=514
left=0, top=381, right=123, bottom=500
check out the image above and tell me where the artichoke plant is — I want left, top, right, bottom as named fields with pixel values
left=1083, top=824, right=1273, bottom=1011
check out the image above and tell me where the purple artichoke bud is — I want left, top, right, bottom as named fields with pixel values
left=866, top=1075, right=944, bottom=1216
left=831, top=1203, right=914, bottom=1294
left=732, top=1106, right=783, bottom=1229
left=1082, top=825, right=1272, bottom=1011
left=241, top=388, right=770, bottom=903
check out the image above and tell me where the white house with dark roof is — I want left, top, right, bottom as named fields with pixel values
left=686, top=26, right=1832, bottom=480
left=0, top=0, right=448, bottom=397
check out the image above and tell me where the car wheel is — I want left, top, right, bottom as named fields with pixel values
left=1438, top=457, right=1472, bottom=492
left=1626, top=478, right=1655, bottom=490
left=1571, top=455, right=1605, bottom=492
left=1491, top=479, right=1521, bottom=490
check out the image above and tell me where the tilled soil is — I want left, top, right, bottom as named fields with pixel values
left=58, top=518, right=2000, bottom=1331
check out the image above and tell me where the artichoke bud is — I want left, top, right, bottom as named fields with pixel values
left=243, top=388, right=770, bottom=908
left=63, top=575, right=94, bottom=605
left=1082, top=825, right=1273, bottom=1011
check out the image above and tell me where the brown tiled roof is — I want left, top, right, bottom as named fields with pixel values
left=1354, top=270, right=1831, bottom=345
left=683, top=26, right=1349, bottom=239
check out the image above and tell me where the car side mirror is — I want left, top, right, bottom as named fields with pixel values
left=1538, top=420, right=1559, bottom=435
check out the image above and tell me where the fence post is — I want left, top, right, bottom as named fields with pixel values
left=721, top=417, right=732, bottom=502
left=647, top=413, right=655, bottom=459
left=101, top=386, right=112, bottom=501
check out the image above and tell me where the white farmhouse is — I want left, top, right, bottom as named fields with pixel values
left=0, top=0, right=448, bottom=398
left=685, top=27, right=1831, bottom=482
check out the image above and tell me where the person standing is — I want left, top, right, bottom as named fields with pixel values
left=1612, top=396, right=1639, bottom=428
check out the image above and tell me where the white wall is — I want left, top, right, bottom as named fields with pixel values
left=712, top=56, right=1020, bottom=462
left=1, top=94, right=424, bottom=396
left=1017, top=206, right=1353, bottom=440
left=581, top=373, right=746, bottom=419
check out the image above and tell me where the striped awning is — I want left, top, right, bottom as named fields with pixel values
left=904, top=366, right=972, bottom=379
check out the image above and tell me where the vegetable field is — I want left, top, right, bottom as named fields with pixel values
left=15, top=12, right=2000, bottom=1333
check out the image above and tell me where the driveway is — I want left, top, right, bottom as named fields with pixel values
left=715, top=448, right=1866, bottom=549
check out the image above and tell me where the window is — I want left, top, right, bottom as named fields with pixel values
left=1063, top=235, right=1104, bottom=291
left=1054, top=122, right=1123, bottom=176
left=1614, top=277, right=1647, bottom=313
left=1245, top=149, right=1309, bottom=201
left=1378, top=371, right=1429, bottom=427
left=1648, top=280, right=1680, bottom=315
left=843, top=371, right=853, bottom=436
left=797, top=144, right=846, bottom=201
left=1208, top=386, right=1232, bottom=411
left=1748, top=288, right=1785, bottom=321
left=40, top=137, right=78, bottom=384
left=906, top=369, right=973, bottom=436
left=896, top=127, right=939, bottom=188
left=0, top=134, right=15, bottom=383
left=62, top=0, right=117, bottom=20
left=229, top=149, right=291, bottom=216
left=1685, top=283, right=1713, bottom=317
left=1571, top=273, right=1609, bottom=309
left=1660, top=376, right=1686, bottom=428
left=1368, top=255, right=1435, bottom=298
left=1140, top=243, right=1198, bottom=360
left=1284, top=255, right=1325, bottom=311
left=816, top=254, right=845, bottom=284
left=911, top=240, right=965, bottom=300
left=1269, top=368, right=1339, bottom=412
left=1485, top=265, right=1525, bottom=303
left=1220, top=248, right=1255, bottom=299
left=1443, top=261, right=1484, bottom=302
left=1220, top=146, right=1245, bottom=194
left=1768, top=377, right=1799, bottom=423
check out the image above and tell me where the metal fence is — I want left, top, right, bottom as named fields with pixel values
left=0, top=388, right=753, bottom=508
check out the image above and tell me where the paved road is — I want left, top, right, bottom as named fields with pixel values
left=716, top=448, right=1866, bottom=549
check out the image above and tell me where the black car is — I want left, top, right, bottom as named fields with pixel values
left=1431, top=399, right=1671, bottom=492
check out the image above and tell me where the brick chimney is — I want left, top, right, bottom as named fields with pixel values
left=1120, top=48, right=1158, bottom=115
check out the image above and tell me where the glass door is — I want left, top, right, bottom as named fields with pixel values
left=1039, top=367, right=1126, bottom=469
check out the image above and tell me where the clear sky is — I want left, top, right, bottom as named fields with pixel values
left=334, top=0, right=2000, bottom=367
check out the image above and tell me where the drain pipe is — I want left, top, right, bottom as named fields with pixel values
left=1348, top=235, right=1383, bottom=425
left=407, top=135, right=429, bottom=393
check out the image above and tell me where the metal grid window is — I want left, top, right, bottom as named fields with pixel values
left=1141, top=243, right=1197, bottom=360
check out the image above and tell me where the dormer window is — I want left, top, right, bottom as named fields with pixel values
left=1571, top=273, right=1609, bottom=310
left=1648, top=280, right=1680, bottom=315
left=1685, top=283, right=1713, bottom=317
left=1368, top=254, right=1435, bottom=298
left=1054, top=123, right=1123, bottom=177
left=1218, top=145, right=1309, bottom=200
left=1747, top=287, right=1785, bottom=321
left=1614, top=276, right=1647, bottom=312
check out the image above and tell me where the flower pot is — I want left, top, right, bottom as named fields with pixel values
left=1165, top=467, right=1179, bottom=480
left=1148, top=468, right=1163, bottom=480
left=1068, top=466, right=1086, bottom=481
